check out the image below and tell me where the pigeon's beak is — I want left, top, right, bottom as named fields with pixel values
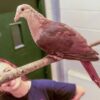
left=14, top=12, right=19, bottom=22
left=14, top=16, right=18, bottom=22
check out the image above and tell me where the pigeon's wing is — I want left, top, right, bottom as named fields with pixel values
left=36, top=21, right=98, bottom=61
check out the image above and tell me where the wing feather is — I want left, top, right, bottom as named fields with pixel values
left=36, top=21, right=98, bottom=61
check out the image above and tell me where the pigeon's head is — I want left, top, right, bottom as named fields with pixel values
left=14, top=4, right=34, bottom=22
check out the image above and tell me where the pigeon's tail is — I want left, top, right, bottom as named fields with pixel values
left=81, top=61, right=100, bottom=88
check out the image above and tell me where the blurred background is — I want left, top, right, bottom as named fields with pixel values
left=0, top=0, right=100, bottom=99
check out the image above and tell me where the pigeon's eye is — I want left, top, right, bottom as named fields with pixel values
left=21, top=8, right=24, bottom=11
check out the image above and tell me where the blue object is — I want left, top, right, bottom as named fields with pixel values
left=28, top=79, right=76, bottom=100
left=2, top=79, right=76, bottom=100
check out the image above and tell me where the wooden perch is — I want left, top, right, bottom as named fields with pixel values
left=0, top=55, right=61, bottom=85
left=0, top=40, right=100, bottom=85
left=90, top=40, right=100, bottom=47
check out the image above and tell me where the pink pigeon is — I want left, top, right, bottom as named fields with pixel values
left=14, top=4, right=100, bottom=87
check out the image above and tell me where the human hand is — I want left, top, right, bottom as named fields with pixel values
left=72, top=85, right=85, bottom=100
left=0, top=60, right=22, bottom=93
left=0, top=77, right=21, bottom=93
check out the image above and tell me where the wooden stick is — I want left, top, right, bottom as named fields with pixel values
left=90, top=40, right=100, bottom=47
left=0, top=55, right=61, bottom=85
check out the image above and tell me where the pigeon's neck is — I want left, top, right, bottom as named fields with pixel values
left=25, top=11, right=45, bottom=42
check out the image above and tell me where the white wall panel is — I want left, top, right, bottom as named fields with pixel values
left=60, top=0, right=100, bottom=11
left=60, top=0, right=100, bottom=99
left=61, top=11, right=100, bottom=30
